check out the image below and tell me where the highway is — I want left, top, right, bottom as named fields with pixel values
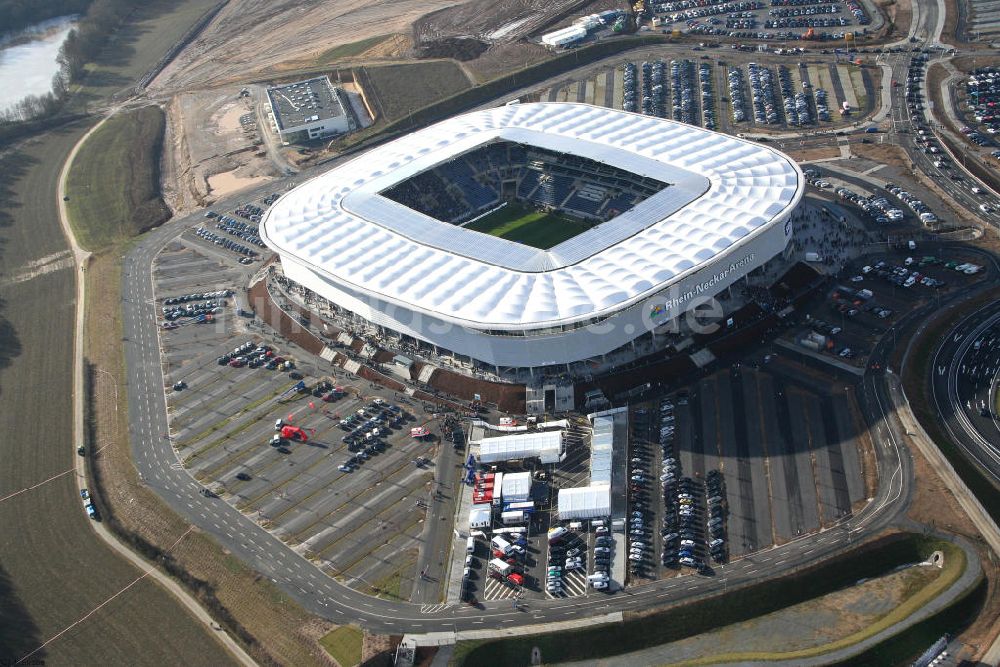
left=931, top=298, right=1000, bottom=482
left=120, top=190, right=915, bottom=634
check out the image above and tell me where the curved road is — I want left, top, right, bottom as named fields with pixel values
left=931, top=298, right=1000, bottom=482
left=121, top=197, right=914, bottom=634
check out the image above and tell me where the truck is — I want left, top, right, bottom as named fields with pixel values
left=503, top=501, right=535, bottom=513
left=501, top=510, right=528, bottom=524
left=490, top=535, right=513, bottom=555
left=488, top=558, right=513, bottom=577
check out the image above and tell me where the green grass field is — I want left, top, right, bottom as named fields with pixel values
left=314, top=35, right=393, bottom=65
left=65, top=106, right=170, bottom=251
left=465, top=203, right=596, bottom=249
left=319, top=626, right=364, bottom=667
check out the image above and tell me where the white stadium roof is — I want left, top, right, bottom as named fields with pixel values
left=261, top=102, right=802, bottom=330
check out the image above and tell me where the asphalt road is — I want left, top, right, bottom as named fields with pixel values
left=931, top=298, right=1000, bottom=482
left=120, top=194, right=916, bottom=634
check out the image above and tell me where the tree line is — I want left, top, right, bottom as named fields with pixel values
left=0, top=0, right=91, bottom=38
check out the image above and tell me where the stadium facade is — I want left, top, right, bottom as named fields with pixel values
left=260, top=103, right=803, bottom=372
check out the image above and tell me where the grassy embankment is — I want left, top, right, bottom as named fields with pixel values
left=65, top=106, right=171, bottom=250
left=452, top=534, right=977, bottom=666
left=319, top=625, right=364, bottom=667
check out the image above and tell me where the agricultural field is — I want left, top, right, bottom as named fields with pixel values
left=74, top=0, right=222, bottom=106
left=360, top=61, right=472, bottom=122
left=0, top=125, right=233, bottom=664
left=65, top=106, right=171, bottom=251
left=465, top=203, right=597, bottom=249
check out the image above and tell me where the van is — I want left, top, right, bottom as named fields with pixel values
left=547, top=526, right=568, bottom=543
left=591, top=519, right=606, bottom=529
left=467, top=536, right=476, bottom=554
left=568, top=521, right=583, bottom=530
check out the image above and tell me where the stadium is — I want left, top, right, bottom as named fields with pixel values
left=260, top=102, right=803, bottom=378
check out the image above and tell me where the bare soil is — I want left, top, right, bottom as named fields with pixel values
left=413, top=0, right=585, bottom=47
left=786, top=147, right=840, bottom=162
left=878, top=0, right=911, bottom=41
left=164, top=86, right=279, bottom=214
left=150, top=0, right=478, bottom=92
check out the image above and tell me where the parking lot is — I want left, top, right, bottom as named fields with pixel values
left=537, top=55, right=870, bottom=133
left=784, top=245, right=990, bottom=369
left=652, top=0, right=871, bottom=41
left=627, top=359, right=869, bottom=578
left=154, top=205, right=451, bottom=601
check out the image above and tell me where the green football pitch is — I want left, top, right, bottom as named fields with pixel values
left=464, top=203, right=597, bottom=250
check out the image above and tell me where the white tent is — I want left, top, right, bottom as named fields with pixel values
left=469, top=504, right=492, bottom=529
left=479, top=430, right=563, bottom=464
left=501, top=472, right=532, bottom=502
left=590, top=416, right=614, bottom=486
left=558, top=486, right=611, bottom=520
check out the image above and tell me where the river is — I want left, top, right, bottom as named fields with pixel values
left=0, top=16, right=78, bottom=116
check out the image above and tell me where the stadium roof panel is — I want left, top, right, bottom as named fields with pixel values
left=261, top=103, right=803, bottom=329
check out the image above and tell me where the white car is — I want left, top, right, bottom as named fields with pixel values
left=591, top=580, right=608, bottom=589
left=594, top=546, right=611, bottom=554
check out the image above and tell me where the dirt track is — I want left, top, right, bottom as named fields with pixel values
left=150, top=0, right=477, bottom=91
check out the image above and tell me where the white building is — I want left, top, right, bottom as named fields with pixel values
left=261, top=103, right=802, bottom=371
left=541, top=25, right=587, bottom=47
left=266, top=76, right=351, bottom=143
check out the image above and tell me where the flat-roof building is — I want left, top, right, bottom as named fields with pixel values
left=266, top=76, right=351, bottom=143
